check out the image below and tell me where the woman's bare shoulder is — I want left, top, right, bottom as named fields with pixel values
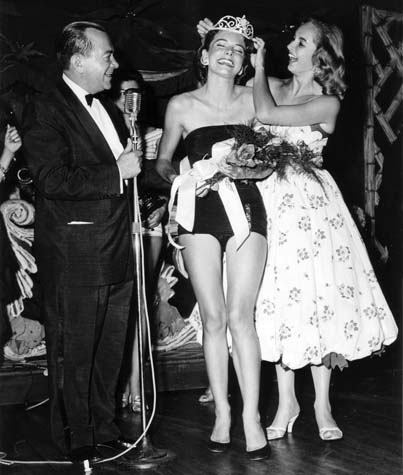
left=312, top=94, right=341, bottom=114
left=246, top=75, right=283, bottom=88
left=166, top=91, right=201, bottom=122
left=168, top=90, right=197, bottom=109
left=236, top=84, right=253, bottom=94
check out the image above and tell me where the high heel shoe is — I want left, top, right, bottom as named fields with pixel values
left=319, top=427, right=343, bottom=441
left=245, top=443, right=271, bottom=461
left=118, top=393, right=129, bottom=409
left=207, top=439, right=230, bottom=453
left=266, top=413, right=299, bottom=440
left=130, top=395, right=141, bottom=413
left=198, top=387, right=214, bottom=404
left=130, top=395, right=149, bottom=413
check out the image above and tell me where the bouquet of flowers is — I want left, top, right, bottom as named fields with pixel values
left=204, top=124, right=325, bottom=186
left=167, top=124, right=326, bottom=250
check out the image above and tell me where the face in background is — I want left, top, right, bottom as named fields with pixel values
left=201, top=30, right=246, bottom=79
left=79, top=27, right=119, bottom=93
left=287, top=21, right=318, bottom=76
left=114, top=79, right=139, bottom=114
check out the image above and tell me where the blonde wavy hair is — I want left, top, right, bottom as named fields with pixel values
left=303, top=18, right=347, bottom=100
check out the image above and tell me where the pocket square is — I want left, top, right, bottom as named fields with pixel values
left=67, top=221, right=94, bottom=225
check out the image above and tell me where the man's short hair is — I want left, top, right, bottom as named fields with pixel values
left=56, top=21, right=106, bottom=70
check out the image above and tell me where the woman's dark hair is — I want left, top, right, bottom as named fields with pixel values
left=56, top=21, right=106, bottom=70
left=109, top=69, right=145, bottom=102
left=109, top=69, right=159, bottom=127
left=194, top=29, right=254, bottom=85
left=302, top=18, right=347, bottom=100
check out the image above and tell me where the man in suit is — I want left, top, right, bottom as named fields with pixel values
left=23, top=21, right=141, bottom=463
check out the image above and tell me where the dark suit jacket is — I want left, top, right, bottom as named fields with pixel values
left=23, top=80, right=134, bottom=287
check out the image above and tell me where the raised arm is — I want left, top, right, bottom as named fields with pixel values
left=196, top=17, right=214, bottom=42
left=0, top=125, right=21, bottom=180
left=253, top=37, right=340, bottom=128
left=155, top=95, right=185, bottom=184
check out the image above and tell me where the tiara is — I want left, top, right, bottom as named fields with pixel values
left=212, top=15, right=254, bottom=40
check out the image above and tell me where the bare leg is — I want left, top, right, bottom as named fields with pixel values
left=126, top=236, right=163, bottom=406
left=311, top=365, right=341, bottom=438
left=142, top=236, right=163, bottom=300
left=180, top=234, right=230, bottom=443
left=267, top=364, right=300, bottom=437
left=225, top=233, right=267, bottom=451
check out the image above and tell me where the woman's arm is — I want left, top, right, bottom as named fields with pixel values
left=155, top=95, right=185, bottom=184
left=253, top=38, right=340, bottom=128
left=196, top=17, right=214, bottom=41
left=0, top=125, right=21, bottom=181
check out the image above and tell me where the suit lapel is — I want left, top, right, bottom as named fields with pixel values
left=101, top=98, right=128, bottom=147
left=57, top=81, right=124, bottom=162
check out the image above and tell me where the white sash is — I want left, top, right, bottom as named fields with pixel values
left=166, top=138, right=250, bottom=250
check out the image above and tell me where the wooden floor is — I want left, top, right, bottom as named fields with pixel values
left=0, top=356, right=401, bottom=475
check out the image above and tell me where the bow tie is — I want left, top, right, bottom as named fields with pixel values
left=85, top=93, right=103, bottom=106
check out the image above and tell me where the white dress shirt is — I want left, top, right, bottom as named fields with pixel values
left=63, top=74, right=124, bottom=192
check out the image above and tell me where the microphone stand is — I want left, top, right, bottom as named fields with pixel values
left=125, top=109, right=175, bottom=469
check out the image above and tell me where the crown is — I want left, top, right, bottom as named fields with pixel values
left=212, top=15, right=254, bottom=40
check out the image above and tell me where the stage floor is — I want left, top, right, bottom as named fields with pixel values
left=0, top=358, right=401, bottom=475
left=0, top=342, right=208, bottom=406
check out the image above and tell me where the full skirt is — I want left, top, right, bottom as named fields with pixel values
left=255, top=168, right=398, bottom=370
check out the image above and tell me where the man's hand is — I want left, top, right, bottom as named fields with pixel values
left=117, top=138, right=142, bottom=179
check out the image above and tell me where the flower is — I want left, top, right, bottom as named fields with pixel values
left=204, top=124, right=325, bottom=187
left=226, top=143, right=255, bottom=167
left=286, top=127, right=322, bottom=145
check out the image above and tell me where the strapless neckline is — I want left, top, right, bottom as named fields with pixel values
left=184, top=124, right=243, bottom=143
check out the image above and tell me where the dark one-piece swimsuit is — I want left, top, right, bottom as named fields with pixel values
left=178, top=125, right=267, bottom=250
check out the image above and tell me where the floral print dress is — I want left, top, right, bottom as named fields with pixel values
left=255, top=124, right=398, bottom=370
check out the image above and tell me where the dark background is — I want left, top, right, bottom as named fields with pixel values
left=0, top=0, right=401, bottom=200
left=0, top=0, right=401, bottom=370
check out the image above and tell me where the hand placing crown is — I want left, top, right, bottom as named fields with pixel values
left=197, top=15, right=254, bottom=41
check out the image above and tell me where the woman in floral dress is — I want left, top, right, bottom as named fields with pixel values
left=252, top=18, right=398, bottom=441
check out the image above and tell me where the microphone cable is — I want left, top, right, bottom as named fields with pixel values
left=97, top=94, right=159, bottom=465
left=0, top=89, right=159, bottom=470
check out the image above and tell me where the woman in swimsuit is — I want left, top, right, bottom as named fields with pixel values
left=156, top=15, right=270, bottom=460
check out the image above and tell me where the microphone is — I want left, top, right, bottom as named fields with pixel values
left=124, top=87, right=142, bottom=121
left=124, top=87, right=142, bottom=150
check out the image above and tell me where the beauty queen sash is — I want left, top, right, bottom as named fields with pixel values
left=166, top=139, right=250, bottom=250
